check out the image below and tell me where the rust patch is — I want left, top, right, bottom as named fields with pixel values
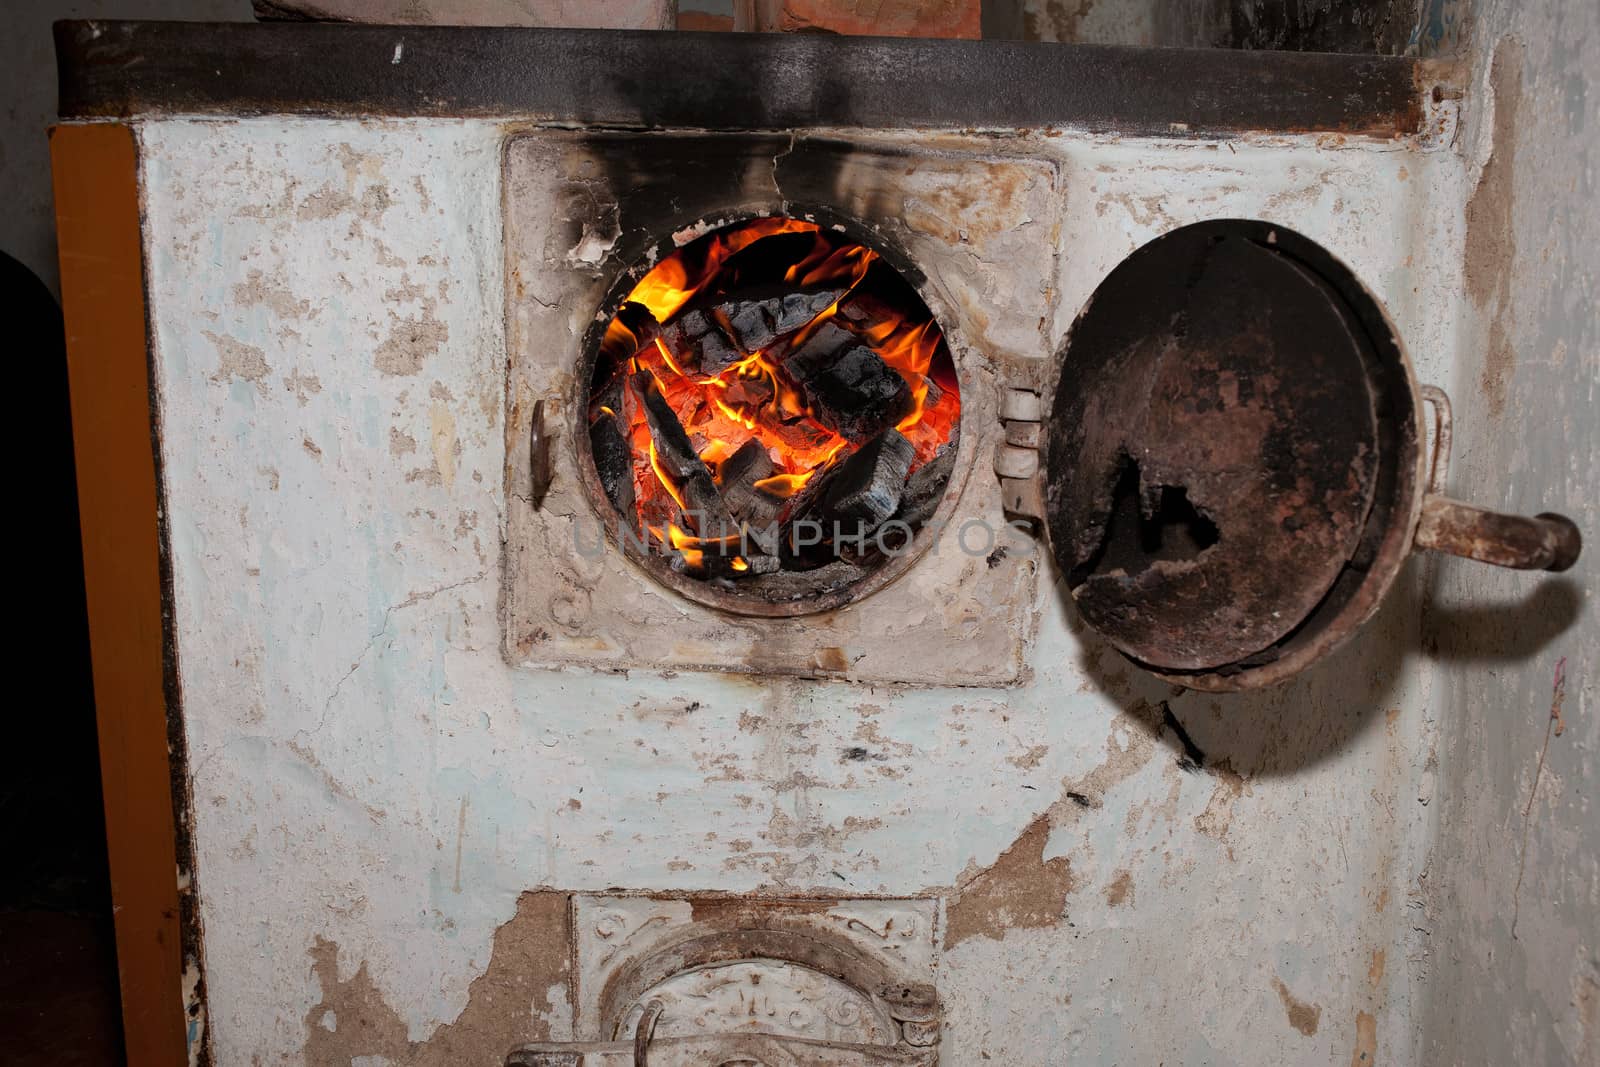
left=1413, top=490, right=1581, bottom=573
left=1552, top=656, right=1568, bottom=737
left=1367, top=948, right=1386, bottom=985
left=1104, top=868, right=1134, bottom=907
left=1193, top=758, right=1250, bottom=842
left=946, top=816, right=1075, bottom=949
left=811, top=646, right=850, bottom=673
left=304, top=891, right=571, bottom=1066
left=1272, top=976, right=1322, bottom=1036
left=687, top=896, right=833, bottom=925
left=1349, top=1009, right=1378, bottom=1066
left=1463, top=38, right=1522, bottom=418
left=1577, top=973, right=1598, bottom=1057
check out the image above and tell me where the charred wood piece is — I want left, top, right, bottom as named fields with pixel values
left=588, top=371, right=627, bottom=424
left=764, top=456, right=846, bottom=572
left=652, top=307, right=726, bottom=377
left=739, top=552, right=782, bottom=575
left=668, top=306, right=743, bottom=376
left=722, top=375, right=774, bottom=411
left=631, top=370, right=736, bottom=540
left=601, top=300, right=660, bottom=361
left=820, top=428, right=916, bottom=533
left=894, top=444, right=956, bottom=528
left=713, top=286, right=843, bottom=353
left=588, top=411, right=635, bottom=519
left=696, top=329, right=743, bottom=376
left=717, top=439, right=786, bottom=533
left=632, top=370, right=698, bottom=479
left=782, top=322, right=911, bottom=442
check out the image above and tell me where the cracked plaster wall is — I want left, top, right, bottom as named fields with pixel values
left=1414, top=0, right=1600, bottom=1064
left=140, top=114, right=1477, bottom=1064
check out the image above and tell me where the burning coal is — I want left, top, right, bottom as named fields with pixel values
left=586, top=218, right=961, bottom=589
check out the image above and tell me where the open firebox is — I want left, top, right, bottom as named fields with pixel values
left=584, top=217, right=962, bottom=607
left=502, top=130, right=1053, bottom=683
left=503, top=129, right=1578, bottom=690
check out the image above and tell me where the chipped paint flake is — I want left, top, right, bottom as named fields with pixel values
left=946, top=816, right=1075, bottom=948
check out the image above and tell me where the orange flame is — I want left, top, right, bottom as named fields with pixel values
left=596, top=218, right=961, bottom=564
left=654, top=337, right=689, bottom=378
left=628, top=217, right=818, bottom=323
left=752, top=471, right=813, bottom=499
left=663, top=520, right=747, bottom=573
left=647, top=441, right=686, bottom=512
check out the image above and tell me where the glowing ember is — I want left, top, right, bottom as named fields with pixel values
left=588, top=217, right=961, bottom=582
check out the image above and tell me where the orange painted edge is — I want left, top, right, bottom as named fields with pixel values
left=51, top=122, right=189, bottom=1067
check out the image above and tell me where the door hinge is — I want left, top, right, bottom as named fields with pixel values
left=995, top=386, right=1044, bottom=522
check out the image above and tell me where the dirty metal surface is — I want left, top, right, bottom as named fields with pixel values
left=56, top=20, right=1423, bottom=138
left=1046, top=220, right=1382, bottom=672
left=1222, top=0, right=1422, bottom=55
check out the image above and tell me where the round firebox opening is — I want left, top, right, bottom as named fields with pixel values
left=578, top=215, right=964, bottom=616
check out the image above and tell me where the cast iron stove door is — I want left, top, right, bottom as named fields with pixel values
left=1026, top=219, right=1580, bottom=691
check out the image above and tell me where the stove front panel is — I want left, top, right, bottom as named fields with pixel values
left=141, top=114, right=1457, bottom=1065
left=502, top=130, right=1061, bottom=685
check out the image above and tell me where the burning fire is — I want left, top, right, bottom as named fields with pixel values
left=589, top=218, right=961, bottom=577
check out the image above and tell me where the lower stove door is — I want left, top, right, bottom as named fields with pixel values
left=507, top=894, right=943, bottom=1066
left=507, top=1030, right=934, bottom=1066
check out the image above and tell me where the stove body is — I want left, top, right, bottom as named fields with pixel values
left=52, top=13, right=1598, bottom=1067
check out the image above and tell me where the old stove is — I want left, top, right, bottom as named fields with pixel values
left=51, top=18, right=1586, bottom=1067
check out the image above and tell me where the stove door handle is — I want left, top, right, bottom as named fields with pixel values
left=1415, top=497, right=1582, bottom=571
left=529, top=397, right=553, bottom=508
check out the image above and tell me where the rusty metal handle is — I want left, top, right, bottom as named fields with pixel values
left=1413, top=387, right=1581, bottom=571
left=632, top=1000, right=663, bottom=1066
left=1415, top=498, right=1581, bottom=571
